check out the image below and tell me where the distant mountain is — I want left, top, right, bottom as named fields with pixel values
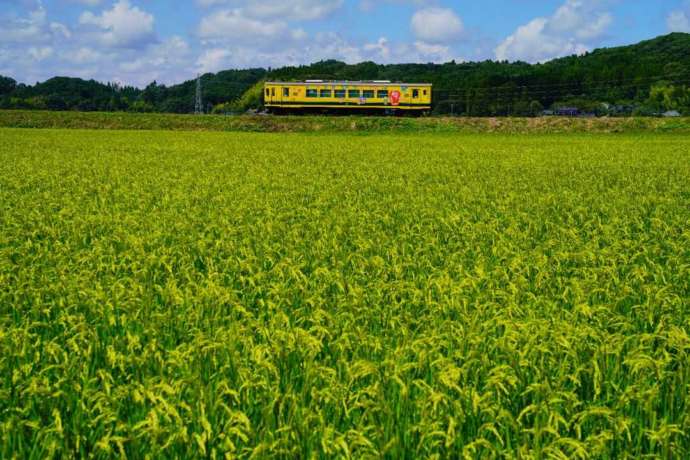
left=1, top=33, right=689, bottom=116
left=0, top=69, right=266, bottom=114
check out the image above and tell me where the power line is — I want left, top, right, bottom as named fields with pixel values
left=430, top=72, right=688, bottom=95
left=430, top=75, right=690, bottom=103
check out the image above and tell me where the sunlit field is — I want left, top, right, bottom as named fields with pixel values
left=1, top=128, right=689, bottom=458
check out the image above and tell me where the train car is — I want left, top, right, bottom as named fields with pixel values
left=264, top=80, right=432, bottom=115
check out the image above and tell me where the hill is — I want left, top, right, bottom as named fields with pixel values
left=1, top=33, right=689, bottom=116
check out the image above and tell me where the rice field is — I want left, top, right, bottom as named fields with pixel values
left=1, top=128, right=689, bottom=459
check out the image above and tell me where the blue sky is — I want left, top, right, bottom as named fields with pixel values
left=1, top=0, right=689, bottom=87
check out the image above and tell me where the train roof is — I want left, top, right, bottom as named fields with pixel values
left=266, top=81, right=433, bottom=87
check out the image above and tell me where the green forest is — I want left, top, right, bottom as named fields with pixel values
left=1, top=33, right=689, bottom=116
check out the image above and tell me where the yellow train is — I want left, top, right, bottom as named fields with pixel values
left=264, top=80, right=432, bottom=115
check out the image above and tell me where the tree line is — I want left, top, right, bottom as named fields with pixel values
left=1, top=33, right=689, bottom=116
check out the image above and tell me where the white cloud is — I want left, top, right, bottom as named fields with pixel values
left=364, top=37, right=391, bottom=61
left=194, top=28, right=461, bottom=75
left=0, top=1, right=192, bottom=86
left=495, top=18, right=589, bottom=63
left=28, top=46, right=53, bottom=61
left=196, top=31, right=362, bottom=72
left=495, top=0, right=612, bottom=63
left=0, top=5, right=70, bottom=43
left=79, top=0, right=155, bottom=48
left=196, top=0, right=343, bottom=21
left=0, top=0, right=512, bottom=88
left=196, top=48, right=232, bottom=73
left=360, top=36, right=458, bottom=64
left=414, top=41, right=454, bottom=63
left=49, top=22, right=72, bottom=39
left=0, top=8, right=46, bottom=42
left=67, top=47, right=102, bottom=64
left=410, top=8, right=463, bottom=44
left=547, top=0, right=611, bottom=40
left=359, top=0, right=431, bottom=12
left=198, top=9, right=301, bottom=46
left=66, top=0, right=103, bottom=5
left=244, top=0, right=343, bottom=21
left=193, top=2, right=466, bottom=73
left=113, top=36, right=192, bottom=85
left=667, top=9, right=690, bottom=32
left=121, top=38, right=189, bottom=73
left=197, top=46, right=303, bottom=73
left=307, top=32, right=364, bottom=62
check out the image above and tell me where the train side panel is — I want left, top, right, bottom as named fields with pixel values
left=264, top=82, right=432, bottom=113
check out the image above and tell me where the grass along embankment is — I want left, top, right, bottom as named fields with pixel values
left=2, top=109, right=690, bottom=133
left=1, top=128, right=689, bottom=458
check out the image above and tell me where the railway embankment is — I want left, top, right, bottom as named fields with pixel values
left=1, top=110, right=690, bottom=134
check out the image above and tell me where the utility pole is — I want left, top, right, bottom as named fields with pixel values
left=195, top=74, right=203, bottom=115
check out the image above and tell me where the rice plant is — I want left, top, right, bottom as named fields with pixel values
left=0, top=128, right=689, bottom=458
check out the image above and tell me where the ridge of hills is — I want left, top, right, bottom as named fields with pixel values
left=1, top=33, right=689, bottom=116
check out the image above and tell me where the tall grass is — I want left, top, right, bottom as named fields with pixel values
left=0, top=129, right=689, bottom=458
left=1, top=110, right=690, bottom=134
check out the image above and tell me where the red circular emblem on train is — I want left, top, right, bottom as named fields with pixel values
left=390, top=90, right=401, bottom=106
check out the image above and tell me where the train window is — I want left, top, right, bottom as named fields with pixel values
left=283, top=88, right=290, bottom=97
left=265, top=89, right=270, bottom=97
left=348, top=89, right=360, bottom=98
left=334, top=89, right=346, bottom=98
left=362, top=90, right=374, bottom=98
left=412, top=89, right=419, bottom=98
left=306, top=89, right=318, bottom=97
left=423, top=90, right=427, bottom=96
left=377, top=90, right=388, bottom=98
left=271, top=88, right=276, bottom=96
left=320, top=89, right=332, bottom=97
